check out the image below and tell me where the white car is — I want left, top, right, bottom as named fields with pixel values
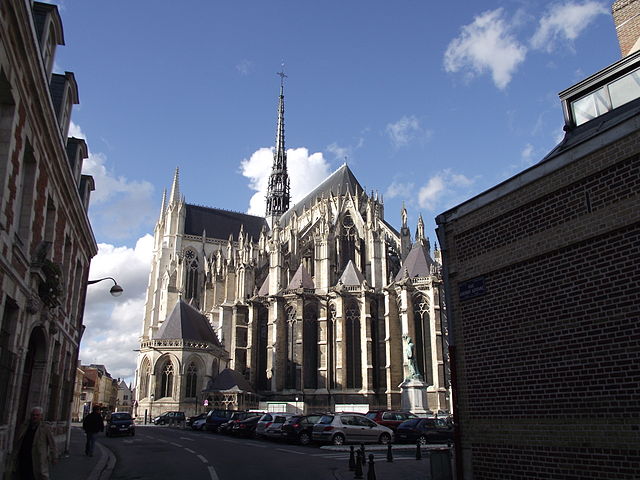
left=264, top=413, right=295, bottom=439
left=312, top=413, right=394, bottom=445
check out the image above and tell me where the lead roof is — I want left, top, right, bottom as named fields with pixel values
left=184, top=204, right=268, bottom=241
left=155, top=299, right=221, bottom=345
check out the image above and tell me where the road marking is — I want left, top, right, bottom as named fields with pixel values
left=185, top=448, right=196, bottom=454
left=170, top=442, right=183, bottom=448
left=276, top=448, right=306, bottom=455
left=180, top=437, right=194, bottom=441
left=197, top=454, right=208, bottom=464
left=208, top=466, right=220, bottom=480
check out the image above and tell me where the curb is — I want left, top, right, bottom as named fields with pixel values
left=88, top=442, right=116, bottom=480
left=320, top=443, right=450, bottom=452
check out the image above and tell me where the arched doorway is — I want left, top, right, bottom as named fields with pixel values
left=17, top=326, right=48, bottom=423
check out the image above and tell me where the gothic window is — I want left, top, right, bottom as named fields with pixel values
left=339, top=214, right=357, bottom=271
left=413, top=294, right=432, bottom=384
left=184, top=249, right=199, bottom=305
left=301, top=242, right=315, bottom=277
left=370, top=301, right=380, bottom=389
left=345, top=300, right=362, bottom=389
left=303, top=303, right=318, bottom=389
left=285, top=306, right=297, bottom=389
left=256, top=304, right=269, bottom=390
left=139, top=358, right=150, bottom=399
left=185, top=362, right=197, bottom=398
left=160, top=360, right=174, bottom=398
left=328, top=303, right=337, bottom=389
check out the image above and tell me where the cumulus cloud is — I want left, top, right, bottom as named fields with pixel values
left=240, top=147, right=331, bottom=216
left=418, top=170, right=475, bottom=211
left=444, top=8, right=527, bottom=90
left=521, top=143, right=535, bottom=164
left=531, top=1, right=608, bottom=52
left=81, top=235, right=154, bottom=382
left=385, top=181, right=415, bottom=200
left=386, top=115, right=431, bottom=147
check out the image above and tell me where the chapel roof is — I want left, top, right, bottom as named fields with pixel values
left=287, top=264, right=315, bottom=289
left=203, top=368, right=254, bottom=393
left=338, top=260, right=366, bottom=286
left=155, top=299, right=221, bottom=345
left=280, top=163, right=364, bottom=224
left=395, top=240, right=432, bottom=281
left=184, top=204, right=268, bottom=241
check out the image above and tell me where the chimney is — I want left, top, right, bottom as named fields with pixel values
left=613, top=0, right=640, bottom=56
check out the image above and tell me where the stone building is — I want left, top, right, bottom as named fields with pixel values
left=0, top=1, right=96, bottom=474
left=436, top=4, right=640, bottom=478
left=135, top=75, right=449, bottom=417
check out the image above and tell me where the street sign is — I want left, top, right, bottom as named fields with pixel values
left=203, top=399, right=209, bottom=406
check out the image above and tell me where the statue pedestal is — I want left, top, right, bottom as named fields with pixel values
left=399, top=378, right=429, bottom=414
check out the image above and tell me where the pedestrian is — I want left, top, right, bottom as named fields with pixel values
left=12, top=406, right=57, bottom=480
left=82, top=405, right=104, bottom=457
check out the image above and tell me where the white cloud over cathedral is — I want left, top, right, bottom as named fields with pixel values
left=241, top=147, right=331, bottom=216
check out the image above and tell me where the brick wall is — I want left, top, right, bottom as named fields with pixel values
left=613, top=0, right=640, bottom=56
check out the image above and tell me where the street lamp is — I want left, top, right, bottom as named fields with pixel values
left=87, top=277, right=123, bottom=297
left=150, top=393, right=154, bottom=424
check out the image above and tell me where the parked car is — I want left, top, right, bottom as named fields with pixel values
left=231, top=415, right=261, bottom=437
left=153, top=411, right=185, bottom=425
left=186, top=412, right=207, bottom=428
left=264, top=413, right=296, bottom=439
left=105, top=412, right=135, bottom=437
left=395, top=417, right=453, bottom=445
left=218, top=411, right=257, bottom=434
left=365, top=410, right=417, bottom=432
left=204, top=409, right=236, bottom=432
left=192, top=417, right=207, bottom=431
left=312, top=413, right=393, bottom=445
left=255, top=412, right=288, bottom=438
left=282, top=414, right=323, bottom=445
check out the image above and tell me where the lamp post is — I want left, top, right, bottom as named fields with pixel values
left=150, top=393, right=154, bottom=424
left=87, top=277, right=124, bottom=297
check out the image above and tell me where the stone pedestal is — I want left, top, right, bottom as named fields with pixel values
left=399, top=378, right=429, bottom=414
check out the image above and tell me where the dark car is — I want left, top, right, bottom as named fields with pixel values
left=218, top=411, right=255, bottom=434
left=231, top=415, right=261, bottom=437
left=105, top=412, right=135, bottom=437
left=204, top=409, right=236, bottom=432
left=153, top=411, right=185, bottom=425
left=395, top=417, right=453, bottom=445
left=365, top=410, right=417, bottom=432
left=186, top=412, right=207, bottom=428
left=282, top=414, right=323, bottom=445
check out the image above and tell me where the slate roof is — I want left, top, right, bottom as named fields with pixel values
left=184, top=204, right=268, bottom=241
left=155, top=300, right=221, bottom=345
left=258, top=274, right=269, bottom=296
left=395, top=241, right=432, bottom=281
left=280, top=164, right=364, bottom=225
left=338, top=260, right=365, bottom=286
left=203, top=368, right=254, bottom=393
left=287, top=264, right=314, bottom=289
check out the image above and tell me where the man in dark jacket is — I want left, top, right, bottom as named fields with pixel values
left=82, top=406, right=104, bottom=457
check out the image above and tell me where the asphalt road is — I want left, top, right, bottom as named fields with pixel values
left=101, top=425, right=442, bottom=480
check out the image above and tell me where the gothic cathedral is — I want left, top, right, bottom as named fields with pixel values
left=134, top=76, right=449, bottom=417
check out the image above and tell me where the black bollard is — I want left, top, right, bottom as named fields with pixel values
left=360, top=444, right=366, bottom=466
left=367, top=453, right=376, bottom=480
left=416, top=441, right=422, bottom=460
left=386, top=443, right=393, bottom=462
left=349, top=445, right=356, bottom=471
left=354, top=451, right=364, bottom=479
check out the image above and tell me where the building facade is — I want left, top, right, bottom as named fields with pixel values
left=135, top=77, right=449, bottom=417
left=0, top=0, right=97, bottom=474
left=436, top=5, right=640, bottom=478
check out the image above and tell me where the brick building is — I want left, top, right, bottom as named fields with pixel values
left=435, top=5, right=640, bottom=479
left=0, top=0, right=97, bottom=474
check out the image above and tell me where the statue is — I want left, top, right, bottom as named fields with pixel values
left=403, top=334, right=420, bottom=380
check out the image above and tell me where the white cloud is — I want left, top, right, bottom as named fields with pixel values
left=236, top=59, right=254, bottom=75
left=418, top=170, right=475, bottom=211
left=385, top=181, right=415, bottom=199
left=81, top=235, right=154, bottom=383
left=326, top=142, right=350, bottom=161
left=531, top=1, right=608, bottom=52
left=444, top=8, right=527, bottom=90
left=521, top=143, right=535, bottom=164
left=386, top=115, right=431, bottom=147
left=241, top=147, right=331, bottom=216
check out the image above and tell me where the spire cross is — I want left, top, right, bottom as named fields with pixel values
left=277, top=65, right=287, bottom=88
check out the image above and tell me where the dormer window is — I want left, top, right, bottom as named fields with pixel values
left=32, top=2, right=64, bottom=80
left=49, top=72, right=78, bottom=138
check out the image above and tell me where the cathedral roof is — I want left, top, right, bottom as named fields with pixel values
left=395, top=240, right=433, bottom=282
left=258, top=274, right=270, bottom=296
left=338, top=260, right=366, bottom=286
left=287, top=264, right=315, bottom=289
left=280, top=164, right=363, bottom=225
left=184, top=204, right=268, bottom=241
left=203, top=368, right=254, bottom=393
left=155, top=299, right=221, bottom=345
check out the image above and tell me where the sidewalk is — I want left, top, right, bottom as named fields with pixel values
left=51, top=425, right=115, bottom=480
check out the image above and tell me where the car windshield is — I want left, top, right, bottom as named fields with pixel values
left=111, top=413, right=131, bottom=420
left=365, top=413, right=377, bottom=419
left=273, top=416, right=287, bottom=423
left=319, top=415, right=334, bottom=424
left=401, top=419, right=421, bottom=428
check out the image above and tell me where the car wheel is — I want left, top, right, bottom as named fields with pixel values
left=332, top=434, right=345, bottom=446
left=298, top=432, right=311, bottom=446
left=379, top=433, right=391, bottom=445
left=418, top=435, right=427, bottom=446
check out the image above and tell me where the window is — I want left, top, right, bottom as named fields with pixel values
left=184, top=249, right=199, bottom=305
left=17, top=145, right=37, bottom=243
left=123, top=395, right=128, bottom=400
left=345, top=301, right=362, bottom=389
left=139, top=358, right=150, bottom=399
left=413, top=294, right=432, bottom=384
left=160, top=360, right=174, bottom=398
left=185, top=362, right=197, bottom=398
left=285, top=306, right=297, bottom=389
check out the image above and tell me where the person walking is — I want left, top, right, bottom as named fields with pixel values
left=82, top=405, right=104, bottom=457
left=12, top=406, right=57, bottom=480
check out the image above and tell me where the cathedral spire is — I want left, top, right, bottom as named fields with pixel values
left=265, top=66, right=290, bottom=223
left=158, top=187, right=167, bottom=221
left=169, top=167, right=180, bottom=205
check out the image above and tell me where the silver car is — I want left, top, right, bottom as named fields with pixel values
left=255, top=412, right=288, bottom=438
left=264, top=413, right=295, bottom=439
left=312, top=413, right=394, bottom=445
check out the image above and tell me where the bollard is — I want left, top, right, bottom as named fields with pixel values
left=354, top=451, right=364, bottom=479
left=360, top=444, right=366, bottom=466
left=416, top=441, right=422, bottom=460
left=367, top=453, right=376, bottom=480
left=386, top=443, right=393, bottom=463
left=349, top=445, right=356, bottom=471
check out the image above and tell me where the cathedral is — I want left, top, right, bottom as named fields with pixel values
left=134, top=76, right=449, bottom=417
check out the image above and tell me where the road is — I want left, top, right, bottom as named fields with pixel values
left=101, top=425, right=444, bottom=480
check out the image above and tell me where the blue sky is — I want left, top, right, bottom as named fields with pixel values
left=49, top=1, right=620, bottom=383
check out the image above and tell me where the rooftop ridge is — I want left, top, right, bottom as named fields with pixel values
left=186, top=202, right=266, bottom=219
